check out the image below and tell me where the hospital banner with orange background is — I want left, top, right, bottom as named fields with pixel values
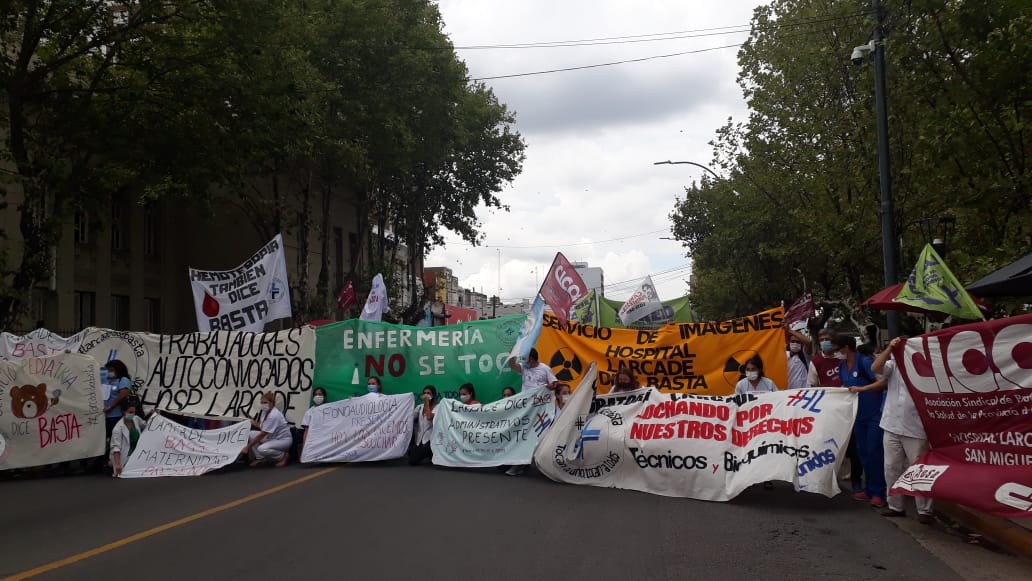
left=535, top=307, right=787, bottom=395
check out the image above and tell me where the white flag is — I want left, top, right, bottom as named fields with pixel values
left=189, top=234, right=292, bottom=332
left=360, top=273, right=390, bottom=322
left=617, top=275, right=663, bottom=326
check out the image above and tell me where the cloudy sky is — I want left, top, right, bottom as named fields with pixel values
left=428, top=0, right=765, bottom=303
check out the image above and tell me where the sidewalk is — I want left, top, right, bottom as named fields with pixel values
left=937, top=501, right=1032, bottom=559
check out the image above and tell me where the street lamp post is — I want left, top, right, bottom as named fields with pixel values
left=653, top=160, right=722, bottom=181
left=872, top=0, right=900, bottom=338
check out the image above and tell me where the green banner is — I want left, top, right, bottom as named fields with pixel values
left=895, top=244, right=985, bottom=320
left=314, top=316, right=526, bottom=403
left=598, top=294, right=694, bottom=329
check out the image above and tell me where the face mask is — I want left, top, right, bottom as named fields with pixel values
left=833, top=351, right=847, bottom=360
left=819, top=341, right=833, bottom=352
left=423, top=393, right=433, bottom=400
left=459, top=394, right=471, bottom=403
left=745, top=371, right=759, bottom=381
left=313, top=395, right=325, bottom=405
left=124, top=413, right=135, bottom=421
left=789, top=343, right=802, bottom=353
left=367, top=385, right=378, bottom=393
left=261, top=403, right=271, bottom=411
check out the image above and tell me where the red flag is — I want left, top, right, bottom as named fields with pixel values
left=337, top=279, right=356, bottom=311
left=539, top=252, right=588, bottom=328
left=783, top=291, right=815, bottom=330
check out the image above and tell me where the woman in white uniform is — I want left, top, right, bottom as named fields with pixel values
left=408, top=386, right=438, bottom=465
left=243, top=391, right=293, bottom=467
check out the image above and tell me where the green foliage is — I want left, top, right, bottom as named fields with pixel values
left=670, top=0, right=1031, bottom=322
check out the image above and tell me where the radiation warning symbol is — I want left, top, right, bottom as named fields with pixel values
left=549, top=347, right=583, bottom=382
left=722, top=349, right=760, bottom=388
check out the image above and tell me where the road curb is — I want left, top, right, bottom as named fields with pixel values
left=936, top=501, right=1032, bottom=559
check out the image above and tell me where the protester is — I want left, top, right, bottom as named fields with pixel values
left=734, top=356, right=779, bottom=395
left=807, top=328, right=843, bottom=388
left=301, top=387, right=328, bottom=455
left=872, top=336, right=933, bottom=524
left=102, top=360, right=132, bottom=438
left=243, top=392, right=293, bottom=468
left=109, top=404, right=146, bottom=476
left=508, top=348, right=558, bottom=392
left=833, top=333, right=887, bottom=508
left=409, top=385, right=438, bottom=466
left=784, top=327, right=812, bottom=389
left=458, top=383, right=480, bottom=405
left=610, top=368, right=641, bottom=393
left=367, top=376, right=384, bottom=394
left=501, top=387, right=517, bottom=398
left=555, top=383, right=572, bottom=408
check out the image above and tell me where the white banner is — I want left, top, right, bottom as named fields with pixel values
left=0, top=354, right=105, bottom=469
left=300, top=393, right=413, bottom=463
left=120, top=414, right=250, bottom=478
left=359, top=273, right=389, bottom=322
left=432, top=387, right=557, bottom=468
left=617, top=275, right=663, bottom=326
left=534, top=363, right=857, bottom=500
left=0, top=329, right=85, bottom=360
left=77, top=327, right=315, bottom=425
left=189, top=234, right=292, bottom=332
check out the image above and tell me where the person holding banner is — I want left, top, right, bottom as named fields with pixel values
left=832, top=334, right=887, bottom=508
left=243, top=392, right=293, bottom=468
left=871, top=337, right=934, bottom=524
left=784, top=327, right=812, bottom=389
left=300, top=387, right=329, bottom=455
left=409, top=386, right=439, bottom=466
left=367, top=376, right=384, bottom=394
left=102, top=360, right=132, bottom=437
left=109, top=404, right=146, bottom=476
left=734, top=357, right=779, bottom=395
left=508, top=348, right=558, bottom=392
left=610, top=368, right=641, bottom=393
left=459, top=383, right=480, bottom=405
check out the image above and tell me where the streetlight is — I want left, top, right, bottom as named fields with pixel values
left=653, top=160, right=722, bottom=181
left=853, top=0, right=900, bottom=338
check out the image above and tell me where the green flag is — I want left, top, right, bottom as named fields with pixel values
left=894, top=244, right=984, bottom=320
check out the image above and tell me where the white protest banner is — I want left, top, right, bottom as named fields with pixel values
left=534, top=363, right=857, bottom=500
left=617, top=275, right=663, bottom=326
left=301, top=393, right=413, bottom=463
left=359, top=273, right=389, bottom=322
left=0, top=354, right=105, bottom=470
left=0, top=329, right=85, bottom=360
left=432, top=386, right=557, bottom=468
left=189, top=233, right=292, bottom=332
left=77, top=327, right=315, bottom=425
left=120, top=413, right=250, bottom=478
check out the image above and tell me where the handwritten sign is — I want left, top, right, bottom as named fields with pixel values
left=120, top=414, right=250, bottom=478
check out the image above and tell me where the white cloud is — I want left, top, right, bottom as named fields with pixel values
left=428, top=0, right=762, bottom=306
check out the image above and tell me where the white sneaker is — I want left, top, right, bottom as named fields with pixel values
left=505, top=465, right=525, bottom=476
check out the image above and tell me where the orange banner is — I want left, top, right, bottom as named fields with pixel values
left=536, top=307, right=787, bottom=395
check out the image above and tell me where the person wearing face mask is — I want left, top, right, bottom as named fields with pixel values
left=555, top=383, right=573, bottom=409
left=409, top=385, right=439, bottom=466
left=109, top=404, right=147, bottom=477
left=832, top=333, right=887, bottom=508
left=300, top=387, right=328, bottom=456
left=242, top=391, right=293, bottom=468
left=734, top=357, right=779, bottom=395
left=609, top=368, right=641, bottom=393
left=458, top=383, right=480, bottom=405
left=102, top=360, right=132, bottom=440
left=783, top=327, right=812, bottom=389
left=807, top=328, right=844, bottom=388
left=366, top=376, right=384, bottom=395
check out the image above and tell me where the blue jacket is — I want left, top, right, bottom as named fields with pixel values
left=839, top=354, right=883, bottom=422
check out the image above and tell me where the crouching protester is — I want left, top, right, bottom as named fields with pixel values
left=242, top=391, right=293, bottom=468
left=872, top=336, right=934, bottom=524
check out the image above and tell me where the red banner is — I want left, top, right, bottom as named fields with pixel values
left=538, top=252, right=587, bottom=329
left=337, top=280, right=357, bottom=311
left=444, top=306, right=478, bottom=325
left=783, top=292, right=815, bottom=330
left=889, top=313, right=1032, bottom=518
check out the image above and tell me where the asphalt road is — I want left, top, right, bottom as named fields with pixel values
left=0, top=462, right=1012, bottom=580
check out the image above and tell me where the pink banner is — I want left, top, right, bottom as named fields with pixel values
left=890, top=313, right=1032, bottom=518
left=538, top=252, right=587, bottom=329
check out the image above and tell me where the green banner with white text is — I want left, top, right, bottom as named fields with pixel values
left=314, top=316, right=526, bottom=403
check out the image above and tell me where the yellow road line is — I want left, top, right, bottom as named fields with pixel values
left=3, top=467, right=338, bottom=581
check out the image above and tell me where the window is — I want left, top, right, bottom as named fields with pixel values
left=111, top=204, right=126, bottom=252
left=74, top=291, right=96, bottom=330
left=144, top=206, right=159, bottom=256
left=74, top=212, right=89, bottom=244
left=333, top=227, right=344, bottom=289
left=144, top=297, right=161, bottom=332
left=111, top=295, right=130, bottom=330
